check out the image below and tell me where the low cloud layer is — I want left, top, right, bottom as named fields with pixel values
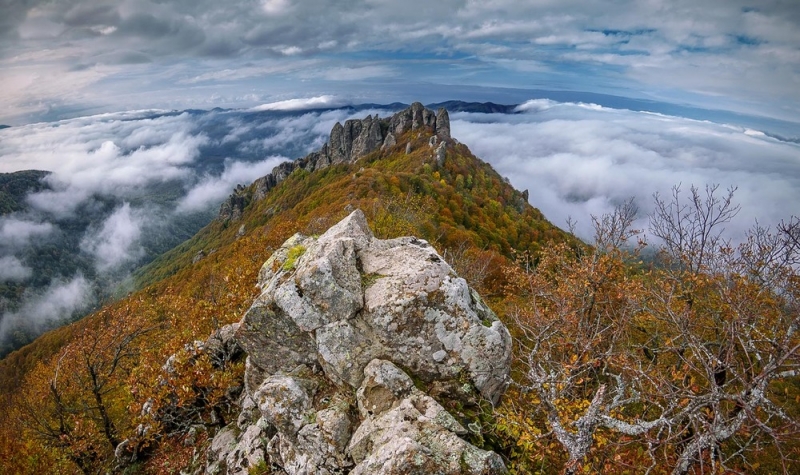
left=81, top=203, right=145, bottom=273
left=0, top=218, right=54, bottom=248
left=0, top=105, right=387, bottom=351
left=250, top=95, right=347, bottom=112
left=177, top=156, right=287, bottom=213
left=0, top=256, right=32, bottom=282
left=452, top=100, right=800, bottom=242
left=0, top=275, right=94, bottom=340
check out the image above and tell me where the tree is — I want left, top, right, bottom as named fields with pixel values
left=645, top=185, right=800, bottom=474
left=17, top=310, right=157, bottom=473
left=502, top=200, right=664, bottom=474
left=503, top=187, right=800, bottom=474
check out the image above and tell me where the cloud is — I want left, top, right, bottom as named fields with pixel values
left=0, top=256, right=32, bottom=282
left=4, top=0, right=798, bottom=124
left=177, top=156, right=287, bottom=213
left=81, top=203, right=145, bottom=272
left=0, top=274, right=94, bottom=341
left=0, top=218, right=54, bottom=248
left=0, top=113, right=209, bottom=214
left=318, top=65, right=396, bottom=81
left=451, top=102, right=800, bottom=242
left=250, top=95, right=348, bottom=111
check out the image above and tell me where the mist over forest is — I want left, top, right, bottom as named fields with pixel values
left=2, top=99, right=799, bottom=356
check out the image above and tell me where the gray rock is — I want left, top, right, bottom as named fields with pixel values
left=209, top=209, right=510, bottom=474
left=206, top=425, right=237, bottom=473
left=269, top=401, right=354, bottom=474
left=381, top=131, right=396, bottom=150
left=217, top=185, right=247, bottom=223
left=205, top=323, right=243, bottom=368
left=435, top=141, right=446, bottom=167
left=436, top=107, right=451, bottom=139
left=329, top=122, right=346, bottom=164
left=348, top=361, right=506, bottom=475
left=351, top=115, right=384, bottom=160
left=256, top=373, right=317, bottom=438
left=234, top=299, right=317, bottom=381
left=193, top=250, right=206, bottom=264
left=390, top=107, right=413, bottom=136
left=410, top=102, right=426, bottom=131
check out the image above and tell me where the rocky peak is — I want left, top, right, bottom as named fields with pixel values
left=205, top=210, right=511, bottom=474
left=218, top=103, right=452, bottom=222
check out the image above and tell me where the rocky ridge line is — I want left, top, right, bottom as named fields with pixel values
left=218, top=103, right=451, bottom=222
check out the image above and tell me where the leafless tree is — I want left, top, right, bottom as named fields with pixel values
left=650, top=184, right=740, bottom=274
left=510, top=186, right=800, bottom=474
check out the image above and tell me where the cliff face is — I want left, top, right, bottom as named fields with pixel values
left=204, top=210, right=511, bottom=474
left=218, top=103, right=451, bottom=222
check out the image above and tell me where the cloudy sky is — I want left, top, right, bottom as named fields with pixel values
left=2, top=0, right=800, bottom=126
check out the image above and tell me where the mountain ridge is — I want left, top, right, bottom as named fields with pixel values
left=0, top=102, right=574, bottom=474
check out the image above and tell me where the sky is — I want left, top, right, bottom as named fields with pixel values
left=2, top=0, right=800, bottom=126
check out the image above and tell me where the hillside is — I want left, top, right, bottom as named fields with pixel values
left=2, top=104, right=797, bottom=475
left=0, top=100, right=526, bottom=359
left=0, top=104, right=575, bottom=474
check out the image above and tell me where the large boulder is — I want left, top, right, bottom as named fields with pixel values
left=207, top=209, right=511, bottom=474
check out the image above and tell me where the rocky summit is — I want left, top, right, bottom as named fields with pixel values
left=219, top=102, right=451, bottom=222
left=206, top=209, right=512, bottom=474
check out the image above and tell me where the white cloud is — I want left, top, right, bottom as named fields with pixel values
left=261, top=0, right=292, bottom=15
left=0, top=113, right=209, bottom=214
left=250, top=95, right=348, bottom=111
left=81, top=203, right=145, bottom=272
left=451, top=104, right=800, bottom=242
left=319, top=65, right=396, bottom=81
left=0, top=256, right=32, bottom=282
left=177, top=156, right=287, bottom=213
left=0, top=275, right=94, bottom=339
left=0, top=218, right=54, bottom=248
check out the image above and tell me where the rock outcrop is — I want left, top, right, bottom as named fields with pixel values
left=218, top=184, right=248, bottom=222
left=206, top=210, right=511, bottom=474
left=218, top=103, right=451, bottom=222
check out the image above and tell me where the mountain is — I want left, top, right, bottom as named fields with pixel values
left=0, top=103, right=573, bottom=474
left=427, top=101, right=518, bottom=114
left=3, top=102, right=798, bottom=474
left=0, top=101, right=521, bottom=359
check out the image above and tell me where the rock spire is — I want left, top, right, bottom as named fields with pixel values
left=218, top=103, right=451, bottom=222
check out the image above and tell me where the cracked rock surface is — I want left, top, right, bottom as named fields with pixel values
left=206, top=209, right=511, bottom=474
